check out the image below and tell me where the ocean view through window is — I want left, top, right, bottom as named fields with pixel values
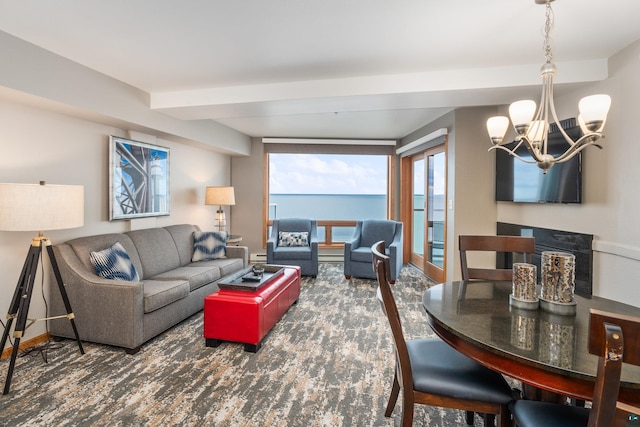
left=268, top=153, right=389, bottom=243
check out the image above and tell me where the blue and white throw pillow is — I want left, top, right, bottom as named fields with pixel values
left=192, top=231, right=227, bottom=262
left=90, top=241, right=140, bottom=282
left=278, top=231, right=309, bottom=247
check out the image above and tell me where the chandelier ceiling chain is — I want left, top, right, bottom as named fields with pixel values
left=486, top=0, right=611, bottom=173
left=543, top=2, right=553, bottom=64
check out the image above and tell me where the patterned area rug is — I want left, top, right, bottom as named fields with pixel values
left=1, top=263, right=486, bottom=426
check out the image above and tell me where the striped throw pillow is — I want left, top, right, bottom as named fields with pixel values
left=90, top=241, right=140, bottom=282
left=192, top=231, right=227, bottom=262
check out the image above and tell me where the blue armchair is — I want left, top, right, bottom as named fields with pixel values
left=344, top=220, right=403, bottom=283
left=267, top=218, right=319, bottom=276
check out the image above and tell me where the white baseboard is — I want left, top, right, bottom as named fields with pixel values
left=250, top=253, right=344, bottom=263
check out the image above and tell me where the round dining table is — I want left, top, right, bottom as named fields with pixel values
left=422, top=280, right=640, bottom=405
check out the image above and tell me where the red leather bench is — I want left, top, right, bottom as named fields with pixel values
left=204, top=265, right=301, bottom=352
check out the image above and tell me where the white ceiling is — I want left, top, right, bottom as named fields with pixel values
left=1, top=0, right=640, bottom=140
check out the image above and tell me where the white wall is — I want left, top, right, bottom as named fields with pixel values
left=1, top=98, right=231, bottom=349
left=497, top=40, right=640, bottom=305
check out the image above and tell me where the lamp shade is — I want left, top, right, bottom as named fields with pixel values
left=0, top=182, right=84, bottom=232
left=205, top=186, right=235, bottom=206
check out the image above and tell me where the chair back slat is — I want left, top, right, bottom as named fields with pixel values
left=588, top=309, right=640, bottom=427
left=459, top=235, right=535, bottom=281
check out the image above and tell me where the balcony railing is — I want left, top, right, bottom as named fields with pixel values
left=266, top=220, right=357, bottom=249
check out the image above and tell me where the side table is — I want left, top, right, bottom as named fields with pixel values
left=227, top=234, right=242, bottom=245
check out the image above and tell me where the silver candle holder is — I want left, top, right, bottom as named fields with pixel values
left=539, top=251, right=577, bottom=315
left=509, top=262, right=539, bottom=310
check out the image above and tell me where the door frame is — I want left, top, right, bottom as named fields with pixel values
left=400, top=142, right=447, bottom=282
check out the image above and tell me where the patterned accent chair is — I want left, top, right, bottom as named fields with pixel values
left=267, top=218, right=319, bottom=276
left=344, top=220, right=403, bottom=283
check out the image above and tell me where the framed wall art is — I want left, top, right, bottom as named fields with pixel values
left=109, top=135, right=170, bottom=220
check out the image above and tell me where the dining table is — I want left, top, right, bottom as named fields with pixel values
left=422, top=280, right=640, bottom=405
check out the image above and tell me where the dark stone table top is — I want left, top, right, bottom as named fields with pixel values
left=422, top=281, right=640, bottom=401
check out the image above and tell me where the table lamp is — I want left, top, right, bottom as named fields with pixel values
left=0, top=182, right=86, bottom=395
left=205, top=186, right=235, bottom=233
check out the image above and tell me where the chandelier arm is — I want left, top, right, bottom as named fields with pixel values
left=519, top=136, right=546, bottom=162
left=501, top=137, right=527, bottom=151
left=488, top=144, right=540, bottom=164
left=545, top=77, right=579, bottom=150
left=553, top=135, right=604, bottom=163
left=493, top=136, right=546, bottom=163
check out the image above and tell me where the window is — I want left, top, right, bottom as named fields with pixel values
left=267, top=153, right=390, bottom=245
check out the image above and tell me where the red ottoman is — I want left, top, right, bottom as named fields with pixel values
left=204, top=265, right=301, bottom=352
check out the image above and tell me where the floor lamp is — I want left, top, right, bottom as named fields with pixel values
left=0, top=182, right=85, bottom=395
left=205, top=186, right=235, bottom=233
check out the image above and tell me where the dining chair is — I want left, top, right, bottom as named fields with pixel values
left=372, top=241, right=515, bottom=427
left=458, top=235, right=536, bottom=281
left=511, top=308, right=640, bottom=427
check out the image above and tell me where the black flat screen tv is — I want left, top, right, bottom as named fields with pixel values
left=495, top=118, right=583, bottom=204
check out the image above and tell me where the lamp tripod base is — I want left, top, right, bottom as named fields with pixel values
left=0, top=239, right=84, bottom=395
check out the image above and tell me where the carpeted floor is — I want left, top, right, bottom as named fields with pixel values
left=1, top=263, right=487, bottom=426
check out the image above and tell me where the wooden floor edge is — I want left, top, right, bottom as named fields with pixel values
left=1, top=333, right=51, bottom=360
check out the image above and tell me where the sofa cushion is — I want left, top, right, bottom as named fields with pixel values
left=152, top=266, right=221, bottom=292
left=192, top=231, right=227, bottom=261
left=190, top=257, right=244, bottom=277
left=278, top=231, right=309, bottom=247
left=67, top=233, right=143, bottom=278
left=164, top=224, right=200, bottom=266
left=142, top=280, right=190, bottom=313
left=127, top=228, right=182, bottom=279
left=89, top=242, right=140, bottom=282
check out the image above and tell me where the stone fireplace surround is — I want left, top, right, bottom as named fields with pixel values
left=496, top=222, right=593, bottom=297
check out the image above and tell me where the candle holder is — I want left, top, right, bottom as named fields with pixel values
left=509, top=263, right=539, bottom=310
left=540, top=251, right=577, bottom=315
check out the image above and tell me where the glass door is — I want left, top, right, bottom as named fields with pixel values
left=410, top=158, right=425, bottom=268
left=410, top=145, right=446, bottom=282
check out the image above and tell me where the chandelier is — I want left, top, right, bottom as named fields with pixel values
left=486, top=0, right=611, bottom=173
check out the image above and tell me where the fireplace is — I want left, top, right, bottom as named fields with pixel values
left=497, top=222, right=593, bottom=297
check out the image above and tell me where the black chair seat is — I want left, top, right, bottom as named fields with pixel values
left=511, top=400, right=590, bottom=427
left=408, top=338, right=514, bottom=405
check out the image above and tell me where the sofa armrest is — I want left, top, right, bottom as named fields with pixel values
left=225, top=245, right=248, bottom=267
left=50, top=244, right=145, bottom=350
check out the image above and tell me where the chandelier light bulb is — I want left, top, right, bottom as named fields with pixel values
left=578, top=94, right=611, bottom=131
left=509, top=100, right=537, bottom=133
left=487, top=116, right=510, bottom=144
left=527, top=120, right=547, bottom=145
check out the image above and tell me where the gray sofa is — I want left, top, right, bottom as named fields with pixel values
left=49, top=224, right=248, bottom=353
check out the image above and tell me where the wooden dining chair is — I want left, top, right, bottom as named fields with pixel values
left=372, top=241, right=515, bottom=427
left=459, top=235, right=536, bottom=281
left=511, top=308, right=640, bottom=427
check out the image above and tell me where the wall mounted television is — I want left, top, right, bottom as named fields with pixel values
left=495, top=118, right=583, bottom=204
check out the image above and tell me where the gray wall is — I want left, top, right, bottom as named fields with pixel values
left=231, top=138, right=267, bottom=257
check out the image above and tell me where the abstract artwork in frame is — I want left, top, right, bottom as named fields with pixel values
left=109, top=136, right=170, bottom=220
